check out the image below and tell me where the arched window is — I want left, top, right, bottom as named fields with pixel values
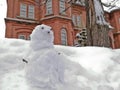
left=61, top=28, right=67, bottom=45
left=18, top=34, right=26, bottom=40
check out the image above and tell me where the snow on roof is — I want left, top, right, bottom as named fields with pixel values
left=93, top=0, right=108, bottom=25
left=75, top=0, right=85, bottom=6
left=109, top=7, right=120, bottom=12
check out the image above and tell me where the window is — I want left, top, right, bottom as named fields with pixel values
left=20, top=3, right=35, bottom=19
left=18, top=35, right=26, bottom=40
left=61, top=28, right=67, bottom=45
left=46, top=0, right=52, bottom=15
left=72, top=15, right=83, bottom=28
left=59, top=0, right=65, bottom=14
left=72, top=15, right=77, bottom=26
left=28, top=5, right=35, bottom=19
left=20, top=3, right=27, bottom=18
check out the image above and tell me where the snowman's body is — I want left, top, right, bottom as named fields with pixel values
left=26, top=24, right=65, bottom=90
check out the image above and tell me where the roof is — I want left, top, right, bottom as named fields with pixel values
left=110, top=7, right=120, bottom=13
left=104, top=6, right=120, bottom=13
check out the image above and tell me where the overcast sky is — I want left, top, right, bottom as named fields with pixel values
left=0, top=0, right=6, bottom=38
left=0, top=0, right=120, bottom=38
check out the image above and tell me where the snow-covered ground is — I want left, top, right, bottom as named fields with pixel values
left=0, top=24, right=120, bottom=90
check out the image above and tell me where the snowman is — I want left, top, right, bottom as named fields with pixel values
left=25, top=24, right=101, bottom=90
left=26, top=24, right=65, bottom=90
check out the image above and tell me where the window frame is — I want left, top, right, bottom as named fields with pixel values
left=72, top=15, right=77, bottom=26
left=77, top=15, right=82, bottom=27
left=72, top=14, right=83, bottom=28
left=59, top=0, right=66, bottom=14
left=20, top=3, right=27, bottom=18
left=46, top=0, right=53, bottom=15
left=28, top=5, right=35, bottom=19
left=20, top=3, right=35, bottom=19
left=61, top=28, right=67, bottom=45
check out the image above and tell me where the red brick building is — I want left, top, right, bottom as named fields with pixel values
left=106, top=9, right=120, bottom=48
left=5, top=0, right=120, bottom=48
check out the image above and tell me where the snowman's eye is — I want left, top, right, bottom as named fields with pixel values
left=41, top=27, right=44, bottom=29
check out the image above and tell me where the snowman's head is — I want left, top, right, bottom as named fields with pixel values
left=30, top=24, right=54, bottom=50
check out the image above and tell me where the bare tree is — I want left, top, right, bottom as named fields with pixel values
left=36, top=0, right=118, bottom=47
left=84, top=0, right=111, bottom=47
left=65, top=0, right=111, bottom=47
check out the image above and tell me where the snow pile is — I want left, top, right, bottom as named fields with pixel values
left=0, top=24, right=120, bottom=90
left=0, top=39, right=29, bottom=90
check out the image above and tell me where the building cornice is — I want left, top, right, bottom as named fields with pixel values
left=40, top=15, right=72, bottom=21
left=114, top=31, right=120, bottom=35
left=72, top=3, right=85, bottom=7
left=5, top=17, right=39, bottom=24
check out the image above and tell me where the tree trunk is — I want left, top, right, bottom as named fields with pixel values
left=85, top=0, right=111, bottom=47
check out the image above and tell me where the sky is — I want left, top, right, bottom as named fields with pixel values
left=0, top=0, right=120, bottom=38
left=0, top=0, right=7, bottom=38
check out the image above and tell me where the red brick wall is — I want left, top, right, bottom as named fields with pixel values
left=5, top=0, right=40, bottom=40
left=109, top=10, right=120, bottom=48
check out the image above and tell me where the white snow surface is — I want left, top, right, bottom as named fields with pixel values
left=0, top=24, right=120, bottom=90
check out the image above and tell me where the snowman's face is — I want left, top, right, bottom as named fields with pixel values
left=31, top=24, right=54, bottom=43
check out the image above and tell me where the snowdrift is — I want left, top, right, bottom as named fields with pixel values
left=0, top=24, right=120, bottom=90
left=0, top=38, right=120, bottom=90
